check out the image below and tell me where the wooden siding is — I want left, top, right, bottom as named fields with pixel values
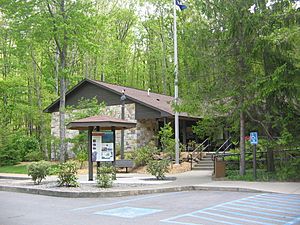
left=49, top=82, right=132, bottom=112
left=135, top=103, right=162, bottom=119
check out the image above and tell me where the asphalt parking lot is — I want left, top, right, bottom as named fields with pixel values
left=0, top=191, right=299, bottom=225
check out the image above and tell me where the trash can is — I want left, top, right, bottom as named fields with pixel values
left=214, top=158, right=226, bottom=178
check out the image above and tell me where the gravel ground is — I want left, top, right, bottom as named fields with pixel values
left=0, top=178, right=159, bottom=192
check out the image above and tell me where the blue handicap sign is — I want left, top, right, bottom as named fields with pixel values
left=250, top=132, right=258, bottom=145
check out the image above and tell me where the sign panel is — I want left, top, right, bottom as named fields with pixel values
left=100, top=132, right=114, bottom=162
left=92, top=135, right=102, bottom=162
left=250, top=132, right=258, bottom=145
left=92, top=131, right=114, bottom=162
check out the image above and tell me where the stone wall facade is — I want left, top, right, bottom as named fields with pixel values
left=50, top=103, right=157, bottom=159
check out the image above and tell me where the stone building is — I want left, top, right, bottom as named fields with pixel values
left=44, top=79, right=199, bottom=155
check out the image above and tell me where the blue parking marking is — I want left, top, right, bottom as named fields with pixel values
left=209, top=208, right=286, bottom=223
left=94, top=206, right=162, bottom=218
left=189, top=213, right=242, bottom=225
left=285, top=216, right=300, bottom=225
left=264, top=193, right=300, bottom=200
left=257, top=196, right=300, bottom=205
left=235, top=199, right=300, bottom=212
left=162, top=213, right=241, bottom=225
left=230, top=202, right=300, bottom=215
left=162, top=193, right=300, bottom=225
left=244, top=198, right=300, bottom=209
left=194, top=210, right=273, bottom=225
left=221, top=205, right=294, bottom=219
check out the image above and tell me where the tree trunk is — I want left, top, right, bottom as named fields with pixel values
left=59, top=75, right=66, bottom=162
left=239, top=110, right=246, bottom=176
left=58, top=0, right=67, bottom=163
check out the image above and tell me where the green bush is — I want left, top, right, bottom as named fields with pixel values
left=70, top=133, right=88, bottom=169
left=0, top=147, right=21, bottom=166
left=158, top=123, right=178, bottom=160
left=0, top=133, right=40, bottom=165
left=57, top=161, right=79, bottom=187
left=146, top=159, right=170, bottom=180
left=24, top=151, right=44, bottom=162
left=132, top=142, right=159, bottom=167
left=276, top=158, right=300, bottom=181
left=96, top=164, right=116, bottom=188
left=13, top=135, right=39, bottom=161
left=27, top=161, right=50, bottom=185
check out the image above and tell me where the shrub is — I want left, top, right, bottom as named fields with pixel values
left=158, top=123, right=177, bottom=160
left=0, top=133, right=40, bottom=165
left=132, top=142, right=159, bottom=167
left=96, top=164, right=116, bottom=188
left=27, top=161, right=50, bottom=185
left=276, top=158, right=300, bottom=181
left=70, top=133, right=88, bottom=169
left=0, top=147, right=21, bottom=166
left=146, top=159, right=170, bottom=180
left=57, top=161, right=79, bottom=187
left=24, top=151, right=44, bottom=162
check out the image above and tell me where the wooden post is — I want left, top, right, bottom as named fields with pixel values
left=112, top=127, right=116, bottom=164
left=182, top=120, right=187, bottom=146
left=88, top=126, right=93, bottom=181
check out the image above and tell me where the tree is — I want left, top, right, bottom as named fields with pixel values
left=180, top=0, right=299, bottom=175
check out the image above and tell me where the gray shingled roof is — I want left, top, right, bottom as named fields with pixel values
left=44, top=78, right=198, bottom=119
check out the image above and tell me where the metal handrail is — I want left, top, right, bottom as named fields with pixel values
left=215, top=137, right=231, bottom=154
left=191, top=138, right=210, bottom=162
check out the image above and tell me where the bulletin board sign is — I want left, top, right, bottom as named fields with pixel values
left=92, top=131, right=114, bottom=162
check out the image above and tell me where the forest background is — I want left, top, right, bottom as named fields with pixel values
left=0, top=0, right=299, bottom=171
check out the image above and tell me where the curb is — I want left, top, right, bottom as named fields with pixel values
left=0, top=184, right=269, bottom=198
left=0, top=176, right=30, bottom=180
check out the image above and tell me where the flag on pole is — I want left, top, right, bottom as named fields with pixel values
left=176, top=0, right=187, bottom=11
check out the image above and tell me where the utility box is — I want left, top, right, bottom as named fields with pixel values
left=214, top=158, right=226, bottom=178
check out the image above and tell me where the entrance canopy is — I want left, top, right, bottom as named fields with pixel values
left=66, top=115, right=136, bottom=130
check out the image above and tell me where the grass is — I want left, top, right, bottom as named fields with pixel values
left=0, top=162, right=60, bottom=175
left=0, top=164, right=28, bottom=174
left=226, top=169, right=278, bottom=181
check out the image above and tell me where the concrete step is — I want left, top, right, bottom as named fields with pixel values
left=192, top=166, right=213, bottom=171
left=193, top=164, right=213, bottom=168
left=201, top=157, right=213, bottom=161
left=193, top=164, right=214, bottom=169
left=197, top=160, right=214, bottom=165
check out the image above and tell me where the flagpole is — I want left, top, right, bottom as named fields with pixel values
left=173, top=0, right=180, bottom=165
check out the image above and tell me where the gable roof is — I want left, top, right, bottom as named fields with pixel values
left=44, top=78, right=197, bottom=119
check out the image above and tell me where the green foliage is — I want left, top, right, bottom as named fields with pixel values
left=96, top=164, right=116, bottom=188
left=146, top=159, right=170, bottom=180
left=0, top=0, right=298, bottom=167
left=0, top=133, right=42, bottom=166
left=70, top=133, right=88, bottom=169
left=57, top=161, right=79, bottom=187
left=27, top=161, right=50, bottom=185
left=193, top=117, right=224, bottom=141
left=24, top=151, right=44, bottom=162
left=67, top=97, right=106, bottom=164
left=66, top=97, right=106, bottom=122
left=132, top=142, right=159, bottom=167
left=0, top=147, right=21, bottom=166
left=226, top=169, right=278, bottom=182
left=276, top=158, right=300, bottom=181
left=158, top=123, right=176, bottom=160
